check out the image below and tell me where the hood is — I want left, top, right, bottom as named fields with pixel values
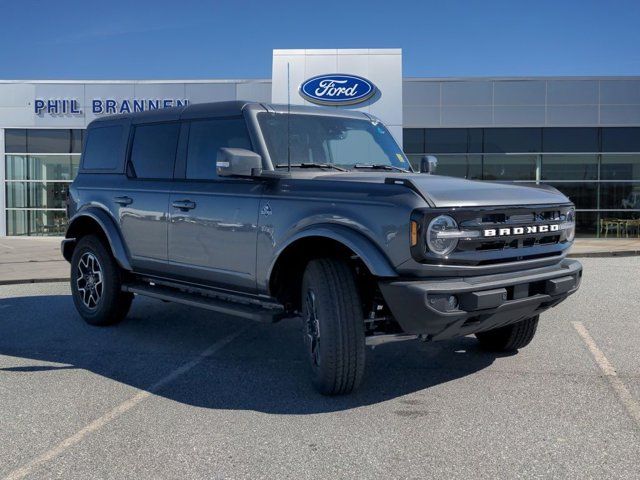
left=316, top=172, right=571, bottom=208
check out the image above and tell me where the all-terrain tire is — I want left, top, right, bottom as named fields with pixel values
left=70, top=235, right=133, bottom=326
left=475, top=315, right=539, bottom=352
left=301, top=258, right=366, bottom=395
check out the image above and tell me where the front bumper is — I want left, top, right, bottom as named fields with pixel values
left=378, top=259, right=582, bottom=340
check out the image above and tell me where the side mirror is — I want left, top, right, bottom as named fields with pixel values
left=217, top=148, right=262, bottom=177
left=420, top=155, right=438, bottom=174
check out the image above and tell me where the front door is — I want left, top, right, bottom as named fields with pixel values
left=168, top=180, right=263, bottom=291
left=167, top=116, right=263, bottom=292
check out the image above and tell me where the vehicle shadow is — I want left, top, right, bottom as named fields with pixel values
left=0, top=293, right=509, bottom=414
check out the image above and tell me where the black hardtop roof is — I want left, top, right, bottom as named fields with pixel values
left=87, top=100, right=373, bottom=128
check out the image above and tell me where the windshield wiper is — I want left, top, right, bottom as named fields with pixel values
left=353, top=163, right=411, bottom=173
left=276, top=163, right=347, bottom=171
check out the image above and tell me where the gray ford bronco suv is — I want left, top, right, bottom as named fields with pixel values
left=63, top=101, right=582, bottom=395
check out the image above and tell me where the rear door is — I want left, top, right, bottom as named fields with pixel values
left=117, top=121, right=179, bottom=274
left=167, top=116, right=263, bottom=292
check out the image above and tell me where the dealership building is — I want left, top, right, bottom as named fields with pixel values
left=1, top=49, right=639, bottom=237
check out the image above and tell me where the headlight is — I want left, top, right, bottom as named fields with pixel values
left=426, top=215, right=459, bottom=256
left=564, top=208, right=576, bottom=242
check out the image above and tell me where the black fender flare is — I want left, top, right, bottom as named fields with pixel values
left=63, top=207, right=132, bottom=271
left=268, top=224, right=398, bottom=282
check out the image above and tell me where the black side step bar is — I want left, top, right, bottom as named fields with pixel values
left=122, top=282, right=286, bottom=322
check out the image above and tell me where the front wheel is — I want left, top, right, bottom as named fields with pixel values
left=301, top=258, right=365, bottom=395
left=475, top=315, right=539, bottom=352
left=70, top=235, right=133, bottom=326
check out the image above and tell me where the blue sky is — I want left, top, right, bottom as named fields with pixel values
left=1, top=0, right=639, bottom=79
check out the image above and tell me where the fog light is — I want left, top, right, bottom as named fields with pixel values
left=447, top=295, right=458, bottom=310
left=427, top=294, right=459, bottom=312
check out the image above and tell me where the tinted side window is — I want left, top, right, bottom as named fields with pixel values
left=5, top=129, right=27, bottom=153
left=484, top=128, right=541, bottom=153
left=403, top=129, right=425, bottom=154
left=543, top=128, right=598, bottom=152
left=602, top=128, right=640, bottom=152
left=27, top=130, right=71, bottom=153
left=5, top=129, right=85, bottom=154
left=71, top=129, right=84, bottom=154
left=186, top=118, right=252, bottom=180
left=83, top=125, right=124, bottom=170
left=130, top=123, right=180, bottom=179
left=426, top=128, right=468, bottom=153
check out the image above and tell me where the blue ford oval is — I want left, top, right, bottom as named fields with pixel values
left=299, top=74, right=376, bottom=105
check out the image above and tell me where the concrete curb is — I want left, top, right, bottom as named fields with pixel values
left=0, top=278, right=69, bottom=286
left=568, top=250, right=640, bottom=258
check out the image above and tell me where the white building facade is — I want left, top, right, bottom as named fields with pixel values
left=1, top=49, right=639, bottom=236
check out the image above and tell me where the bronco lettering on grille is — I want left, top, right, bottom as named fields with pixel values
left=483, top=224, right=560, bottom=237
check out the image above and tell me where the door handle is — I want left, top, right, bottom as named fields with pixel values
left=114, top=195, right=133, bottom=206
left=172, top=200, right=196, bottom=211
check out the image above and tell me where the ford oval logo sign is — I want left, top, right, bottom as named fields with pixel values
left=299, top=74, right=376, bottom=106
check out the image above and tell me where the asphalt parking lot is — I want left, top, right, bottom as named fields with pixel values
left=1, top=257, right=639, bottom=479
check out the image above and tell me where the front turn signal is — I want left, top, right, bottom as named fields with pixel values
left=410, top=220, right=418, bottom=246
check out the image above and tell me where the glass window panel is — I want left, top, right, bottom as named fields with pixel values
left=5, top=155, right=79, bottom=181
left=25, top=155, right=64, bottom=182
left=576, top=211, right=598, bottom=237
left=598, top=211, right=640, bottom=239
left=541, top=155, right=598, bottom=180
left=602, top=128, right=640, bottom=152
left=468, top=128, right=483, bottom=153
left=27, top=129, right=72, bottom=153
left=599, top=182, right=640, bottom=210
left=5, top=155, right=27, bottom=180
left=83, top=125, right=124, bottom=171
left=71, top=129, right=84, bottom=154
left=482, top=154, right=537, bottom=180
left=483, top=128, right=541, bottom=153
left=6, top=182, right=69, bottom=209
left=186, top=118, right=252, bottom=180
left=542, top=128, right=598, bottom=152
left=432, top=154, right=482, bottom=179
left=425, top=128, right=468, bottom=153
left=5, top=129, right=27, bottom=153
left=6, top=210, right=67, bottom=236
left=600, top=154, right=640, bottom=180
left=71, top=155, right=80, bottom=178
left=402, top=129, right=425, bottom=154
left=543, top=182, right=598, bottom=209
left=574, top=212, right=640, bottom=237
left=6, top=182, right=27, bottom=208
left=130, top=123, right=180, bottom=179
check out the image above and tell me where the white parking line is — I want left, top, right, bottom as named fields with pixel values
left=572, top=321, right=640, bottom=428
left=3, top=327, right=247, bottom=480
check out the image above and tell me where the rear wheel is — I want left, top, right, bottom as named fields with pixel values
left=475, top=315, right=539, bottom=352
left=70, top=235, right=133, bottom=326
left=301, top=258, right=365, bottom=395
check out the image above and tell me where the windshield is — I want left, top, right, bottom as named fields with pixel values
left=257, top=112, right=410, bottom=170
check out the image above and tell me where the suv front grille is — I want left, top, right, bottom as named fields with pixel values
left=457, top=208, right=564, bottom=253
left=410, top=204, right=574, bottom=267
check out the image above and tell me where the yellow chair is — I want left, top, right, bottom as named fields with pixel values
left=624, top=219, right=640, bottom=238
left=600, top=218, right=621, bottom=238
